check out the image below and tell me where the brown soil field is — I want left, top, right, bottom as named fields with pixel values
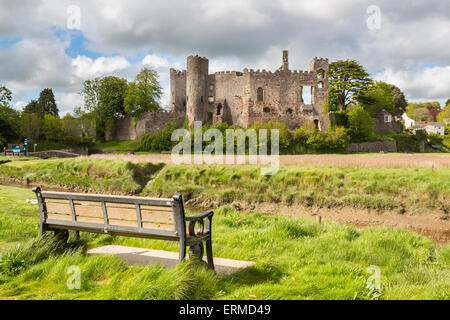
left=82, top=153, right=450, bottom=168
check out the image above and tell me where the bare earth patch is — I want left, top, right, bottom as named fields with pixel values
left=83, top=153, right=450, bottom=168
left=234, top=202, right=450, bottom=245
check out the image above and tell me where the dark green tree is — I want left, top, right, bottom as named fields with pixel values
left=328, top=60, right=373, bottom=111
left=389, top=84, right=408, bottom=115
left=23, top=99, right=40, bottom=114
left=37, top=88, right=59, bottom=117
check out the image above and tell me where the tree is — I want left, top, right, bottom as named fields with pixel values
left=81, top=76, right=128, bottom=141
left=446, top=98, right=450, bottom=107
left=23, top=99, right=40, bottom=114
left=356, top=81, right=396, bottom=117
left=389, top=84, right=408, bottom=115
left=124, top=68, right=163, bottom=119
left=37, top=88, right=59, bottom=117
left=437, top=104, right=450, bottom=125
left=20, top=112, right=42, bottom=141
left=41, top=114, right=63, bottom=142
left=0, top=85, right=12, bottom=106
left=0, top=104, right=21, bottom=143
left=328, top=60, right=373, bottom=111
left=407, top=102, right=441, bottom=122
left=347, top=105, right=374, bottom=141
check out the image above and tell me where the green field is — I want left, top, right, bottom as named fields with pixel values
left=0, top=185, right=449, bottom=300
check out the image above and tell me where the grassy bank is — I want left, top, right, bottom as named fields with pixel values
left=1, top=158, right=449, bottom=215
left=0, top=185, right=449, bottom=300
left=0, top=158, right=163, bottom=195
left=144, top=165, right=450, bottom=215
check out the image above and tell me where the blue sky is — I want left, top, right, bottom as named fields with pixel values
left=0, top=0, right=449, bottom=115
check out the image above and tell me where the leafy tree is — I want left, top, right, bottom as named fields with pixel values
left=20, top=112, right=42, bottom=141
left=41, top=114, right=63, bottom=142
left=0, top=104, right=21, bottom=142
left=81, top=76, right=128, bottom=141
left=356, top=81, right=396, bottom=117
left=0, top=86, right=12, bottom=106
left=437, top=104, right=450, bottom=125
left=328, top=60, right=373, bottom=111
left=407, top=102, right=441, bottom=122
left=124, top=68, right=163, bottom=119
left=23, top=99, right=40, bottom=115
left=389, top=84, right=408, bottom=115
left=347, top=105, right=374, bottom=141
left=446, top=98, right=450, bottom=107
left=37, top=88, right=59, bottom=117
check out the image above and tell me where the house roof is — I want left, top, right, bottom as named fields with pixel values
left=377, top=109, right=392, bottom=116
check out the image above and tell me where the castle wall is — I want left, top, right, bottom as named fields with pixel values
left=170, top=69, right=186, bottom=112
left=108, top=111, right=186, bottom=141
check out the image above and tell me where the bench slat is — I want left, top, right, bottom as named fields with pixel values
left=41, top=191, right=173, bottom=207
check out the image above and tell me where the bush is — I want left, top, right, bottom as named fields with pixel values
left=138, top=120, right=182, bottom=152
left=347, top=105, right=374, bottom=141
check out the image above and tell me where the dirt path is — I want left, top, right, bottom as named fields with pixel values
left=83, top=153, right=450, bottom=168
left=238, top=202, right=450, bottom=245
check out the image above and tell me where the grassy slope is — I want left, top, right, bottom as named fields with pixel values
left=0, top=185, right=449, bottom=300
left=1, top=158, right=449, bottom=215
left=92, top=140, right=139, bottom=151
left=0, top=158, right=164, bottom=195
left=144, top=165, right=450, bottom=215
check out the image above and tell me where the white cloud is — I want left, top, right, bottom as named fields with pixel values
left=375, top=65, right=450, bottom=105
left=71, top=55, right=131, bottom=79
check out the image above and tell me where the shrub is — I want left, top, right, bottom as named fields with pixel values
left=138, top=120, right=182, bottom=152
left=347, top=105, right=374, bottom=141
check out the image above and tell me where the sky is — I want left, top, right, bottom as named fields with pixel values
left=0, top=0, right=449, bottom=115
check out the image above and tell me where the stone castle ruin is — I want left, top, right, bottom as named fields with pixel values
left=171, top=50, right=329, bottom=131
left=108, top=51, right=329, bottom=141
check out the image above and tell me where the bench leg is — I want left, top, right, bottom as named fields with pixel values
left=179, top=241, right=187, bottom=263
left=73, top=231, right=80, bottom=241
left=205, top=239, right=214, bottom=270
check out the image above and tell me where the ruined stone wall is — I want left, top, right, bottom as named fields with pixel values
left=347, top=140, right=397, bottom=153
left=109, top=111, right=186, bottom=141
left=110, top=117, right=136, bottom=141
left=135, top=111, right=186, bottom=139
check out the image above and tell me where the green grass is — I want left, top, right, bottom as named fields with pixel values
left=1, top=158, right=449, bottom=215
left=0, top=158, right=164, bottom=195
left=0, top=185, right=449, bottom=300
left=144, top=165, right=450, bottom=215
left=92, top=140, right=140, bottom=151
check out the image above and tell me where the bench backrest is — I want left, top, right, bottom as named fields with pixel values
left=34, top=189, right=186, bottom=241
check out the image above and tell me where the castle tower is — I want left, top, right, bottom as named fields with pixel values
left=170, top=68, right=187, bottom=112
left=186, top=55, right=209, bottom=127
left=281, top=50, right=289, bottom=71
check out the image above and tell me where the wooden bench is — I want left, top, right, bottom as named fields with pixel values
left=32, top=187, right=214, bottom=269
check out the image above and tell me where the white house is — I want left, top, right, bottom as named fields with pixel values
left=402, top=113, right=416, bottom=128
left=413, top=122, right=445, bottom=136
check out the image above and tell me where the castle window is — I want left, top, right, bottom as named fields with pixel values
left=183, top=100, right=186, bottom=107
left=208, top=96, right=214, bottom=104
left=317, top=70, right=324, bottom=79
left=263, top=107, right=270, bottom=113
left=209, top=84, right=214, bottom=91
left=318, top=82, right=324, bottom=89
left=301, top=86, right=312, bottom=104
left=314, top=119, right=320, bottom=130
left=216, top=104, right=222, bottom=116
left=287, top=108, right=293, bottom=114
left=257, top=87, right=264, bottom=102
left=201, top=96, right=203, bottom=103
